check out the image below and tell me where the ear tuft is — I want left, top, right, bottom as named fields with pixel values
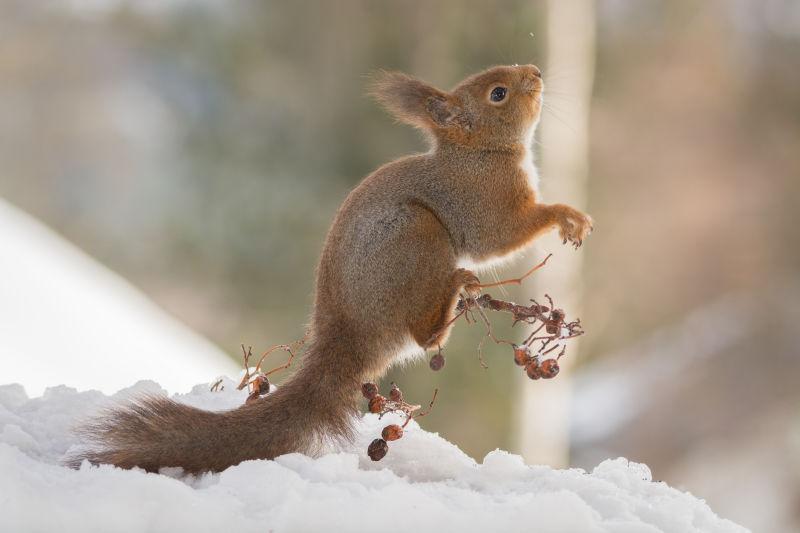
left=368, top=70, right=462, bottom=131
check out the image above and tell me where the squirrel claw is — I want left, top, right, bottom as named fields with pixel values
left=454, top=268, right=481, bottom=297
left=557, top=209, right=592, bottom=249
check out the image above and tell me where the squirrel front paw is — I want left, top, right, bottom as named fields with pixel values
left=454, top=268, right=481, bottom=297
left=555, top=207, right=593, bottom=249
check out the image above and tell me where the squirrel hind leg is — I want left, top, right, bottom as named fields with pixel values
left=410, top=268, right=477, bottom=350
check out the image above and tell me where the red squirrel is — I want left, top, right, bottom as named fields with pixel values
left=71, top=64, right=592, bottom=473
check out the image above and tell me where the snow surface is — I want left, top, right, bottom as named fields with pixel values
left=0, top=378, right=749, bottom=533
left=0, top=198, right=239, bottom=397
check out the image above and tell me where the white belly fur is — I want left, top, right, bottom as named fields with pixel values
left=391, top=335, right=426, bottom=367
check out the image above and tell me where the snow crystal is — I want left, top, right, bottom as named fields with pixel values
left=0, top=378, right=749, bottom=533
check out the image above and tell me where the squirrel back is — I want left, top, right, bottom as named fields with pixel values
left=70, top=64, right=592, bottom=473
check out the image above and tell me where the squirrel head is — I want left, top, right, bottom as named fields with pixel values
left=369, top=64, right=543, bottom=150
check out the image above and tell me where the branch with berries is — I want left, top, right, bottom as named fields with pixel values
left=428, top=254, right=584, bottom=381
left=233, top=334, right=309, bottom=404
left=361, top=382, right=438, bottom=461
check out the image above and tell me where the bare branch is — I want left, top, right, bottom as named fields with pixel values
left=476, top=253, right=552, bottom=289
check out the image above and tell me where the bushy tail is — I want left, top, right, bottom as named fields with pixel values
left=68, top=336, right=361, bottom=473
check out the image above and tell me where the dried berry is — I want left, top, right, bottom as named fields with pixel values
left=429, top=352, right=446, bottom=371
left=368, top=395, right=386, bottom=413
left=551, top=308, right=565, bottom=322
left=361, top=382, right=379, bottom=400
left=255, top=375, right=270, bottom=396
left=545, top=322, right=560, bottom=335
left=367, top=438, right=389, bottom=461
left=245, top=389, right=261, bottom=404
left=525, top=360, right=542, bottom=380
left=512, top=344, right=531, bottom=366
left=389, top=383, right=403, bottom=402
left=381, top=424, right=404, bottom=441
left=539, top=358, right=560, bottom=379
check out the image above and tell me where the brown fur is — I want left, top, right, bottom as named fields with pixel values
left=69, top=65, right=592, bottom=474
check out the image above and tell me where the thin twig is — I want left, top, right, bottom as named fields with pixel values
left=476, top=253, right=552, bottom=289
left=236, top=345, right=255, bottom=391
left=402, top=388, right=439, bottom=428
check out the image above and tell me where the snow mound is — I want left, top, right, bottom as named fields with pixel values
left=0, top=198, right=239, bottom=397
left=0, top=379, right=749, bottom=533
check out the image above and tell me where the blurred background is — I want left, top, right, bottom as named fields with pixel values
left=1, top=1, right=798, bottom=531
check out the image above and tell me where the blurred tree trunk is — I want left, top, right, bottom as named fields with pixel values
left=514, top=0, right=595, bottom=466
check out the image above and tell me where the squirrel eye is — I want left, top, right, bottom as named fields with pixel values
left=489, top=86, right=507, bottom=102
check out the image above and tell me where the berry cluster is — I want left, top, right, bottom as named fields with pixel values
left=512, top=343, right=561, bottom=380
left=440, top=288, right=583, bottom=378
left=361, top=382, right=437, bottom=461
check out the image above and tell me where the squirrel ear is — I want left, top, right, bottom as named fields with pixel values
left=369, top=71, right=468, bottom=131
